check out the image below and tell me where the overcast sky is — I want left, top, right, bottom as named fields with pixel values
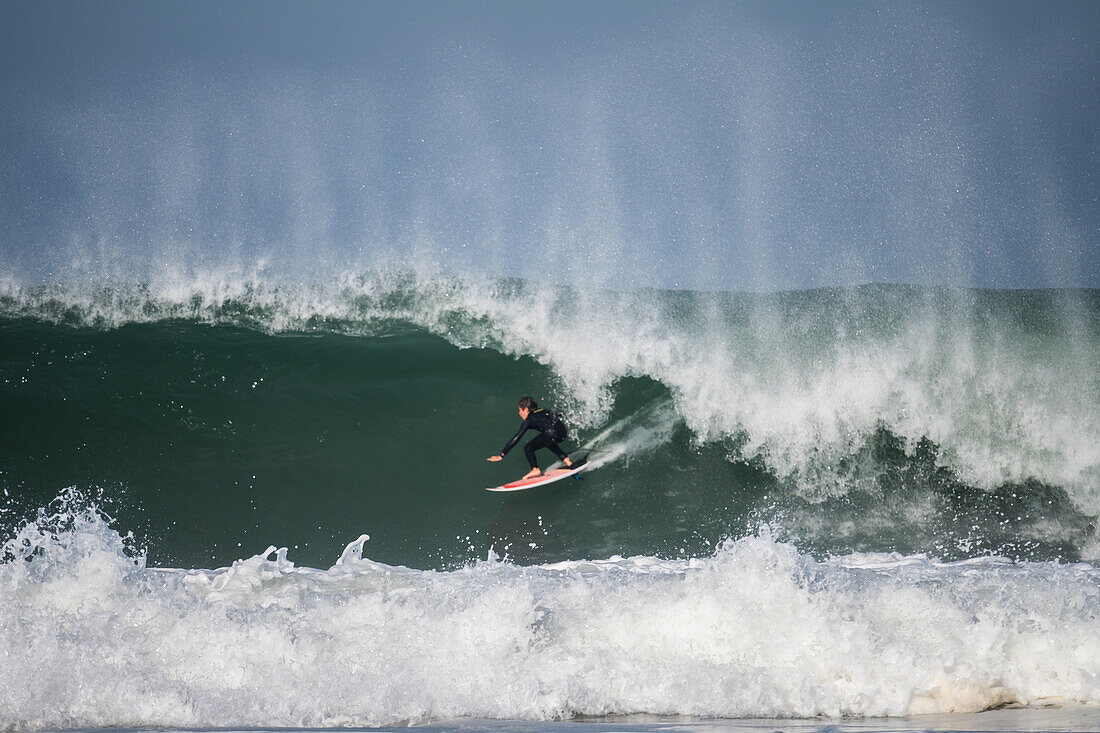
left=2, top=0, right=1096, bottom=290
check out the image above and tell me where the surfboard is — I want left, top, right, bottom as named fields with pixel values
left=486, top=461, right=589, bottom=492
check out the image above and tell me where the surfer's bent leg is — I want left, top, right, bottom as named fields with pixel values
left=524, top=432, right=569, bottom=468
left=522, top=435, right=544, bottom=468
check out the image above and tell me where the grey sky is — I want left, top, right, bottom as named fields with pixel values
left=2, top=0, right=1096, bottom=290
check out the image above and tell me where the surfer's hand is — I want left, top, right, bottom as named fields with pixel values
left=487, top=455, right=503, bottom=462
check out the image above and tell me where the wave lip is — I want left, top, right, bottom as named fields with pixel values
left=2, top=503, right=1098, bottom=729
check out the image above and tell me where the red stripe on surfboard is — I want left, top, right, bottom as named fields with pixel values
left=503, top=468, right=576, bottom=484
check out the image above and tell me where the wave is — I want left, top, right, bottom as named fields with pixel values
left=3, top=270, right=1097, bottom=506
left=1, top=496, right=1097, bottom=729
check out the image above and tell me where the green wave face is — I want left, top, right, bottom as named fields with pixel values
left=1, top=275, right=1097, bottom=569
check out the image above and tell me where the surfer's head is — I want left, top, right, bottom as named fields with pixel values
left=518, top=396, right=537, bottom=419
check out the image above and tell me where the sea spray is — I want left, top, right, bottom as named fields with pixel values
left=1, top=499, right=1098, bottom=729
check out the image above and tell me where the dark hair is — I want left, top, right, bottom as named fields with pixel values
left=517, top=396, right=538, bottom=411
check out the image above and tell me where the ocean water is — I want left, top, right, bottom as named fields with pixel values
left=1, top=272, right=1098, bottom=730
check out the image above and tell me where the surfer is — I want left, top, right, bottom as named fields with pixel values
left=487, top=396, right=574, bottom=479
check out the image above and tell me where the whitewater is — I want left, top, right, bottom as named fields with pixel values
left=2, top=496, right=1098, bottom=730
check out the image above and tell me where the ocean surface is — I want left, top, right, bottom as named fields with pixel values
left=1, top=272, right=1098, bottom=731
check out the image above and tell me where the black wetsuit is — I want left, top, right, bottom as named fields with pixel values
left=499, top=408, right=569, bottom=469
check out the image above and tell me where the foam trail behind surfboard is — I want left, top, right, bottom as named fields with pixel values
left=547, top=399, right=679, bottom=471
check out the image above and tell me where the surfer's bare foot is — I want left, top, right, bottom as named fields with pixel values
left=563, top=458, right=573, bottom=468
left=523, top=468, right=542, bottom=479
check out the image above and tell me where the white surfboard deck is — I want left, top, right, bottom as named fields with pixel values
left=486, top=461, right=590, bottom=492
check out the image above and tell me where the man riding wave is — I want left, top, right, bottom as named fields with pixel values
left=487, top=396, right=575, bottom=480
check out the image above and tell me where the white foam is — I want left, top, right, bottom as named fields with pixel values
left=2, top=504, right=1098, bottom=729
left=392, top=277, right=1098, bottom=511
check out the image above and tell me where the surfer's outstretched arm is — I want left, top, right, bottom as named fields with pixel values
left=487, top=417, right=530, bottom=462
left=493, top=417, right=531, bottom=459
